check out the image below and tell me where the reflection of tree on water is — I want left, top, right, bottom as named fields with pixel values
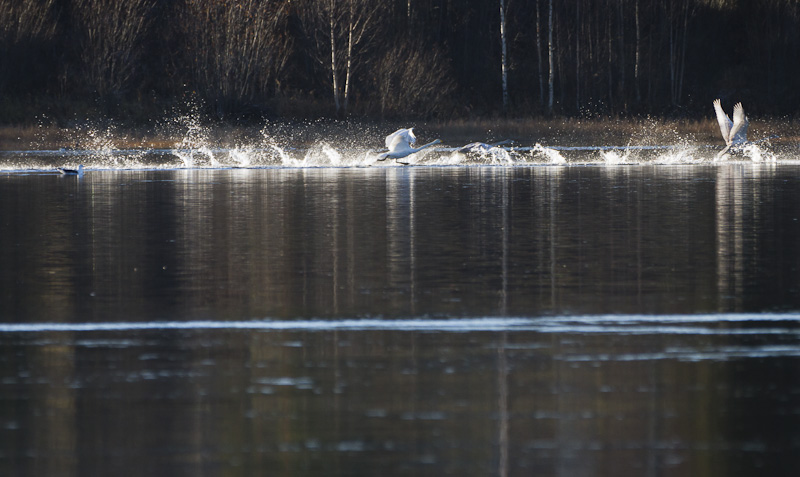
left=496, top=332, right=509, bottom=477
left=715, top=165, right=767, bottom=312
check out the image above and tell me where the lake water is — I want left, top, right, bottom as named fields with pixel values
left=1, top=153, right=800, bottom=476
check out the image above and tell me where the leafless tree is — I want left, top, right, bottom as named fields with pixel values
left=298, top=0, right=385, bottom=115
left=180, top=0, right=291, bottom=116
left=0, top=0, right=57, bottom=93
left=666, top=0, right=693, bottom=106
left=73, top=0, right=156, bottom=98
left=375, top=40, right=455, bottom=118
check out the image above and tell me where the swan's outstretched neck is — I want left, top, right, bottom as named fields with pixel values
left=418, top=139, right=442, bottom=150
left=394, top=139, right=442, bottom=164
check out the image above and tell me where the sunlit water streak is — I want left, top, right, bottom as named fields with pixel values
left=2, top=314, right=797, bottom=335
left=0, top=138, right=794, bottom=172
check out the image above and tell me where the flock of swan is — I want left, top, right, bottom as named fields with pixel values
left=54, top=99, right=774, bottom=173
left=377, top=99, right=763, bottom=165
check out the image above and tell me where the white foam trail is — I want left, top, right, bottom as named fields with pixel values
left=0, top=318, right=534, bottom=333
left=0, top=314, right=797, bottom=334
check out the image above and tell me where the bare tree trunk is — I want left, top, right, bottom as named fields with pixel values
left=499, top=0, right=509, bottom=112
left=575, top=0, right=581, bottom=111
left=677, top=2, right=690, bottom=105
left=607, top=8, right=613, bottom=109
left=547, top=0, right=554, bottom=114
left=329, top=0, right=341, bottom=113
left=617, top=0, right=625, bottom=111
left=668, top=1, right=692, bottom=106
left=634, top=0, right=641, bottom=103
left=535, top=0, right=545, bottom=106
left=344, top=0, right=354, bottom=113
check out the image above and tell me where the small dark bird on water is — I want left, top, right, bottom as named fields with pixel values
left=57, top=164, right=84, bottom=176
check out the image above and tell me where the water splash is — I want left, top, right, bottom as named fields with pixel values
left=2, top=115, right=796, bottom=171
left=651, top=146, right=703, bottom=165
left=229, top=148, right=252, bottom=167
left=172, top=112, right=213, bottom=167
left=531, top=144, right=566, bottom=164
left=742, top=143, right=777, bottom=163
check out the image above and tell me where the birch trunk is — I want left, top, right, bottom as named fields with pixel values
left=575, top=0, right=580, bottom=111
left=617, top=0, right=625, bottom=111
left=634, top=0, right=641, bottom=103
left=499, top=0, right=509, bottom=112
left=344, top=0, right=354, bottom=113
left=547, top=0, right=554, bottom=114
left=535, top=0, right=544, bottom=105
left=329, top=0, right=340, bottom=113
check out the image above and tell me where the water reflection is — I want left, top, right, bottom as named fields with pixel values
left=1, top=163, right=800, bottom=476
left=2, top=165, right=800, bottom=321
left=2, top=320, right=799, bottom=477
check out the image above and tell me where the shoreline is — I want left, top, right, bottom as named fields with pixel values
left=0, top=117, right=797, bottom=152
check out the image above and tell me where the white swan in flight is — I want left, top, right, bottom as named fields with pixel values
left=377, top=128, right=441, bottom=164
left=713, top=99, right=749, bottom=158
left=57, top=164, right=84, bottom=176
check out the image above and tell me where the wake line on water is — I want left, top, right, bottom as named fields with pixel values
left=1, top=137, right=790, bottom=170
left=1, top=314, right=798, bottom=334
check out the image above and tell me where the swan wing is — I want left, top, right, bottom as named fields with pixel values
left=457, top=142, right=488, bottom=153
left=713, top=99, right=733, bottom=144
left=385, top=128, right=415, bottom=151
left=729, top=102, right=749, bottom=144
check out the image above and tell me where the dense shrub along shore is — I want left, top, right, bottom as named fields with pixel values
left=1, top=0, right=799, bottom=124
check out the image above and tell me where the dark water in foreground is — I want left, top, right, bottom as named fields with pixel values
left=1, top=163, right=799, bottom=476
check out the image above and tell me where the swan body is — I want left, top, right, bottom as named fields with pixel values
left=57, top=164, right=84, bottom=176
left=457, top=140, right=514, bottom=163
left=714, top=99, right=749, bottom=158
left=378, top=128, right=441, bottom=164
left=456, top=139, right=512, bottom=153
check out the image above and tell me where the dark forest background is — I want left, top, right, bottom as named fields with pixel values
left=1, top=0, right=799, bottom=125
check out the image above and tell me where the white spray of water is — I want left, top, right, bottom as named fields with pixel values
left=197, top=145, right=218, bottom=166
left=302, top=143, right=342, bottom=167
left=228, top=148, right=252, bottom=166
left=599, top=149, right=631, bottom=164
left=172, top=113, right=213, bottom=167
left=269, top=143, right=299, bottom=166
left=651, top=146, right=703, bottom=165
left=479, top=147, right=513, bottom=164
left=742, top=143, right=776, bottom=163
left=435, top=152, right=466, bottom=166
left=532, top=143, right=566, bottom=164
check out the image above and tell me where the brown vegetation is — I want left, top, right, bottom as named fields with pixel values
left=3, top=117, right=797, bottom=152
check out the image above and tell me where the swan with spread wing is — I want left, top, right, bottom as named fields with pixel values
left=378, top=128, right=441, bottom=164
left=713, top=99, right=749, bottom=159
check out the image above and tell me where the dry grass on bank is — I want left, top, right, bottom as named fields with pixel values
left=1, top=116, right=798, bottom=151
left=429, top=116, right=800, bottom=146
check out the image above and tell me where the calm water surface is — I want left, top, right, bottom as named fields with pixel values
left=1, top=163, right=799, bottom=476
